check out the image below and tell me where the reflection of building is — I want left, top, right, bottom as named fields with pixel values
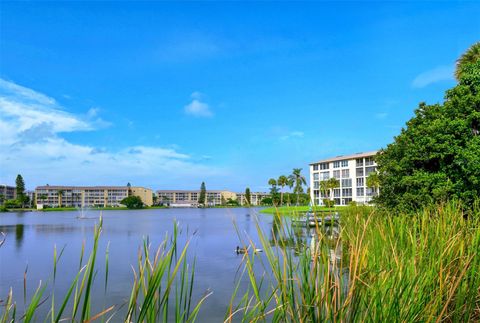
left=0, top=184, right=16, bottom=202
left=309, top=151, right=378, bottom=206
left=156, top=190, right=237, bottom=207
left=236, top=192, right=270, bottom=206
left=35, top=186, right=153, bottom=207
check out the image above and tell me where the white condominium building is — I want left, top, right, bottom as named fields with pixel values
left=309, top=151, right=378, bottom=206
left=156, top=190, right=237, bottom=207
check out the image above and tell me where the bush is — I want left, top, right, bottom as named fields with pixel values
left=120, top=196, right=144, bottom=209
left=322, top=199, right=335, bottom=208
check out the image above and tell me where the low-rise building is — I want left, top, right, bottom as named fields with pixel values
left=156, top=190, right=237, bottom=207
left=0, top=184, right=16, bottom=202
left=309, top=151, right=379, bottom=206
left=35, top=185, right=153, bottom=208
left=236, top=192, right=270, bottom=206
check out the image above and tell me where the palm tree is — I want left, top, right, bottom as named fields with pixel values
left=268, top=178, right=277, bottom=189
left=367, top=172, right=380, bottom=197
left=277, top=175, right=288, bottom=206
left=455, top=41, right=480, bottom=80
left=288, top=168, right=307, bottom=206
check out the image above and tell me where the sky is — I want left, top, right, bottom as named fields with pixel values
left=0, top=1, right=479, bottom=192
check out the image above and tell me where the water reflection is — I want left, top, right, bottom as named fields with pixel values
left=0, top=224, right=25, bottom=249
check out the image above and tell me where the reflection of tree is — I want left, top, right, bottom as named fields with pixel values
left=15, top=224, right=24, bottom=249
left=269, top=215, right=308, bottom=254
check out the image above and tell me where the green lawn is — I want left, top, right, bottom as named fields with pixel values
left=260, top=205, right=337, bottom=215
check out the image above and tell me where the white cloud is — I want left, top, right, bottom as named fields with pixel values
left=280, top=131, right=304, bottom=141
left=184, top=93, right=213, bottom=117
left=0, top=79, right=225, bottom=188
left=412, top=65, right=454, bottom=88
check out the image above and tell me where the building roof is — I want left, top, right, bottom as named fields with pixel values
left=36, top=185, right=151, bottom=190
left=310, top=150, right=379, bottom=165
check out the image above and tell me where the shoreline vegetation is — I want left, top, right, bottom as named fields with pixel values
left=1, top=202, right=479, bottom=321
left=260, top=205, right=337, bottom=215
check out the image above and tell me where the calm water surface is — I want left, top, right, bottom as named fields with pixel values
left=0, top=207, right=279, bottom=321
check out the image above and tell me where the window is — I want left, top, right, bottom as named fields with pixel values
left=313, top=173, right=319, bottom=181
left=341, top=169, right=350, bottom=178
left=356, top=168, right=364, bottom=177
left=333, top=188, right=341, bottom=197
left=333, top=170, right=340, bottom=179
left=365, top=156, right=375, bottom=166
left=341, top=179, right=352, bottom=187
left=365, top=166, right=377, bottom=176
left=356, top=158, right=364, bottom=166
left=341, top=160, right=348, bottom=167
left=313, top=190, right=319, bottom=198
left=356, top=187, right=364, bottom=196
left=356, top=177, right=364, bottom=187
left=366, top=187, right=376, bottom=196
left=313, top=164, right=319, bottom=171
left=320, top=171, right=330, bottom=180
left=319, top=163, right=329, bottom=170
left=313, top=181, right=319, bottom=189
left=342, top=188, right=352, bottom=197
left=333, top=161, right=340, bottom=168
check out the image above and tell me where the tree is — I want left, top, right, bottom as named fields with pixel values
left=320, top=178, right=339, bottom=207
left=57, top=190, right=64, bottom=208
left=288, top=168, right=307, bottom=206
left=375, top=58, right=480, bottom=211
left=366, top=172, right=380, bottom=197
left=121, top=196, right=144, bottom=209
left=15, top=174, right=26, bottom=207
left=277, top=175, right=288, bottom=205
left=0, top=194, right=4, bottom=205
left=268, top=178, right=280, bottom=205
left=198, top=182, right=206, bottom=206
left=455, top=41, right=480, bottom=80
left=245, top=187, right=251, bottom=206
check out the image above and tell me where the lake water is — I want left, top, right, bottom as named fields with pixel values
left=0, top=207, right=287, bottom=321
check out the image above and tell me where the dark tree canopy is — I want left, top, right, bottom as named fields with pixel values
left=375, top=60, right=480, bottom=211
left=121, top=196, right=144, bottom=209
left=198, top=182, right=206, bottom=205
left=245, top=187, right=251, bottom=205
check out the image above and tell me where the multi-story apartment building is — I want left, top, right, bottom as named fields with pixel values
left=310, top=151, right=378, bottom=206
left=157, top=190, right=237, bottom=207
left=236, top=192, right=270, bottom=206
left=0, top=184, right=16, bottom=202
left=35, top=186, right=153, bottom=208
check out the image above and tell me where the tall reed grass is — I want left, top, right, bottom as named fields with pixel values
left=227, top=202, right=480, bottom=322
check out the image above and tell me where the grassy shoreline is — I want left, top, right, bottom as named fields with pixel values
left=260, top=205, right=337, bottom=215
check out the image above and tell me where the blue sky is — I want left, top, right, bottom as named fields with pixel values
left=1, top=1, right=479, bottom=192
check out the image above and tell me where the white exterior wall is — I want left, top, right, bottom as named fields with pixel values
left=309, top=152, right=378, bottom=206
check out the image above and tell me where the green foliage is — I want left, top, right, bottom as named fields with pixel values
left=455, top=41, right=480, bottom=80
left=4, top=199, right=20, bottom=208
left=15, top=174, right=26, bottom=206
left=376, top=60, right=480, bottom=211
left=288, top=168, right=307, bottom=205
left=322, top=198, right=335, bottom=208
left=198, top=182, right=206, bottom=205
left=245, top=187, right=251, bottom=205
left=260, top=197, right=273, bottom=205
left=120, top=196, right=144, bottom=209
left=226, top=198, right=239, bottom=206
